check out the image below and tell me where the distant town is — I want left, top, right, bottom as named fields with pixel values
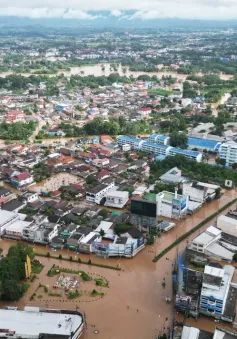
left=1, top=26, right=237, bottom=339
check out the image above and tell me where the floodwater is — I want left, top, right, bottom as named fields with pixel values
left=0, top=191, right=237, bottom=337
left=31, top=172, right=82, bottom=193
left=0, top=63, right=234, bottom=80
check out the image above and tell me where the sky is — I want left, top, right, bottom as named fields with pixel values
left=0, top=0, right=237, bottom=21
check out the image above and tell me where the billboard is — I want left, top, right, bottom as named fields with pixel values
left=131, top=198, right=157, bottom=218
left=172, top=197, right=188, bottom=215
left=25, top=255, right=31, bottom=279
left=92, top=242, right=109, bottom=254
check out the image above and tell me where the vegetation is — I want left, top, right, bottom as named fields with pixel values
left=31, top=262, right=44, bottom=274
left=150, top=155, right=237, bottom=186
left=0, top=121, right=36, bottom=140
left=0, top=242, right=34, bottom=301
left=114, top=222, right=132, bottom=235
left=169, top=132, right=188, bottom=149
left=68, top=290, right=82, bottom=299
left=90, top=289, right=104, bottom=297
left=95, top=278, right=109, bottom=287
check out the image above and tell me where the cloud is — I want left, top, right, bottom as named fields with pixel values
left=0, top=0, right=237, bottom=20
left=110, top=9, right=122, bottom=17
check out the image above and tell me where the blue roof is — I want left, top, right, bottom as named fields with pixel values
left=188, top=137, right=221, bottom=151
left=142, top=141, right=169, bottom=149
left=149, top=134, right=167, bottom=141
left=171, top=148, right=200, bottom=157
left=156, top=155, right=166, bottom=161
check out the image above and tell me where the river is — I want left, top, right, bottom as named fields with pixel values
left=0, top=63, right=234, bottom=80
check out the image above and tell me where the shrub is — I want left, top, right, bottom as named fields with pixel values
left=58, top=254, right=62, bottom=259
left=46, top=252, right=50, bottom=258
left=88, top=259, right=92, bottom=265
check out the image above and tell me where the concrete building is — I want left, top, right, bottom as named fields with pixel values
left=217, top=212, right=237, bottom=237
left=159, top=167, right=187, bottom=184
left=147, top=133, right=170, bottom=145
left=156, top=190, right=188, bottom=219
left=180, top=326, right=237, bottom=339
left=183, top=181, right=219, bottom=203
left=5, top=220, right=33, bottom=240
left=78, top=232, right=101, bottom=253
left=19, top=191, right=39, bottom=203
left=86, top=182, right=114, bottom=204
left=0, top=306, right=84, bottom=339
left=22, top=222, right=58, bottom=244
left=219, top=141, right=237, bottom=166
left=199, top=264, right=235, bottom=320
left=188, top=137, right=221, bottom=152
left=105, top=190, right=129, bottom=209
left=0, top=210, right=23, bottom=236
left=117, top=135, right=202, bottom=162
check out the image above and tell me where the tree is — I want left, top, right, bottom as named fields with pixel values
left=99, top=229, right=105, bottom=237
left=233, top=252, right=237, bottom=262
left=114, top=222, right=132, bottom=235
left=170, top=132, right=188, bottom=149
left=2, top=280, right=23, bottom=301
left=232, top=163, right=237, bottom=170
left=99, top=209, right=108, bottom=219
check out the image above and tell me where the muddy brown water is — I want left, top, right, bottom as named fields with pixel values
left=0, top=191, right=237, bottom=338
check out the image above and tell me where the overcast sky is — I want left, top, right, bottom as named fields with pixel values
left=0, top=0, right=236, bottom=20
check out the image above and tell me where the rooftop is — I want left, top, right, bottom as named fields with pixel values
left=188, top=137, right=221, bottom=151
left=0, top=307, right=83, bottom=338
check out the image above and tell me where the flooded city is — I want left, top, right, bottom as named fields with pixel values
left=0, top=191, right=237, bottom=338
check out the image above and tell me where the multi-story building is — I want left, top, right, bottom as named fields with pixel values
left=188, top=137, right=221, bottom=152
left=219, top=141, right=237, bottom=166
left=199, top=264, right=235, bottom=320
left=22, top=222, right=58, bottom=244
left=105, top=190, right=129, bottom=209
left=0, top=210, right=21, bottom=236
left=0, top=306, right=84, bottom=339
left=168, top=147, right=202, bottom=162
left=86, top=182, right=114, bottom=204
left=147, top=133, right=170, bottom=145
left=117, top=135, right=202, bottom=162
left=183, top=181, right=219, bottom=203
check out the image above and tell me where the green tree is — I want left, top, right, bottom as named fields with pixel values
left=170, top=132, right=188, bottom=149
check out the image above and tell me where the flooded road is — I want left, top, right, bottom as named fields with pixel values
left=0, top=63, right=234, bottom=80
left=0, top=191, right=237, bottom=337
left=31, top=172, right=82, bottom=193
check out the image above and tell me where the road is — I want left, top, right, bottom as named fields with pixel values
left=29, top=113, right=47, bottom=143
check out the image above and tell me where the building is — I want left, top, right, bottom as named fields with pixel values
left=140, top=141, right=171, bottom=157
left=199, top=264, right=235, bottom=321
left=179, top=326, right=237, bottom=339
left=5, top=219, right=33, bottom=240
left=0, top=210, right=22, bottom=236
left=219, top=141, right=237, bottom=166
left=168, top=147, right=202, bottom=162
left=86, top=182, right=114, bottom=204
left=147, top=133, right=170, bottom=145
left=105, top=190, right=129, bottom=209
left=22, top=222, right=58, bottom=244
left=0, top=306, right=84, bottom=339
left=10, top=171, right=34, bottom=189
left=18, top=191, right=39, bottom=204
left=156, top=190, right=188, bottom=219
left=117, top=135, right=202, bottom=162
left=78, top=232, right=100, bottom=253
left=217, top=212, right=237, bottom=237
left=188, top=137, right=221, bottom=152
left=159, top=167, right=187, bottom=184
left=183, top=181, right=219, bottom=203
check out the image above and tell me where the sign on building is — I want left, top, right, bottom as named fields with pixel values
left=225, top=179, right=233, bottom=188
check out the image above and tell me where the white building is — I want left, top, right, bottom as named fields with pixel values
left=219, top=141, right=237, bottom=166
left=0, top=210, right=23, bottom=236
left=22, top=222, right=58, bottom=244
left=86, top=183, right=114, bottom=204
left=147, top=133, right=170, bottom=145
left=156, top=190, right=188, bottom=219
left=5, top=220, right=32, bottom=240
left=105, top=190, right=129, bottom=209
left=0, top=306, right=84, bottom=339
left=19, top=192, right=39, bottom=203
left=200, top=265, right=235, bottom=319
left=78, top=232, right=101, bottom=253
left=183, top=181, right=219, bottom=203
left=217, top=213, right=237, bottom=237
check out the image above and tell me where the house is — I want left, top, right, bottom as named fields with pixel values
left=0, top=187, right=16, bottom=203
left=92, top=158, right=110, bottom=167
left=11, top=172, right=34, bottom=189
left=5, top=110, right=25, bottom=123
left=19, top=191, right=39, bottom=204
left=105, top=190, right=129, bottom=209
left=86, top=182, right=114, bottom=204
left=96, top=169, right=110, bottom=182
left=1, top=199, right=26, bottom=213
left=138, top=107, right=152, bottom=117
